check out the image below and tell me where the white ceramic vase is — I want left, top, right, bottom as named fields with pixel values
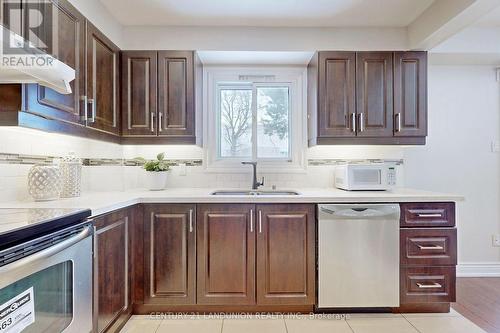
left=145, top=171, right=168, bottom=191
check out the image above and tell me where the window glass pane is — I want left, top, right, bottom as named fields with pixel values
left=257, top=87, right=290, bottom=158
left=219, top=88, right=252, bottom=158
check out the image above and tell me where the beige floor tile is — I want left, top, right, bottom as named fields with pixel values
left=347, top=317, right=418, bottom=333
left=346, top=313, right=404, bottom=319
left=402, top=308, right=462, bottom=318
left=222, top=319, right=286, bottom=333
left=406, top=316, right=487, bottom=333
left=119, top=318, right=162, bottom=333
left=285, top=318, right=353, bottom=333
left=156, top=319, right=223, bottom=333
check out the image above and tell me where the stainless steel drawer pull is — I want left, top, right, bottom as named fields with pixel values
left=395, top=113, right=402, bottom=132
left=150, top=112, right=155, bottom=132
left=351, top=113, right=356, bottom=132
left=250, top=209, right=254, bottom=233
left=416, top=213, right=442, bottom=218
left=416, top=282, right=442, bottom=289
left=417, top=244, right=444, bottom=250
left=189, top=209, right=193, bottom=233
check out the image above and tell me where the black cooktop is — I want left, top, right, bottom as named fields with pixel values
left=0, top=208, right=91, bottom=250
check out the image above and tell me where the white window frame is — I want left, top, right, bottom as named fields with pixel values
left=203, top=66, right=307, bottom=173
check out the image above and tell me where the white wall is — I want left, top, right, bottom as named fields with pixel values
left=404, top=65, right=500, bottom=268
left=120, top=26, right=407, bottom=51
left=67, top=0, right=123, bottom=47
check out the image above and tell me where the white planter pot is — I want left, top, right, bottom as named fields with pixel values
left=145, top=171, right=168, bottom=191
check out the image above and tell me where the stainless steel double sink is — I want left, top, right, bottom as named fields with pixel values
left=211, top=190, right=300, bottom=196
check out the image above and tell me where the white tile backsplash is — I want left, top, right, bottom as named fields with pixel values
left=0, top=127, right=405, bottom=202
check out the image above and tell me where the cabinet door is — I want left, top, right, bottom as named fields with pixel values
left=356, top=52, right=393, bottom=137
left=94, top=209, right=131, bottom=333
left=143, top=204, right=196, bottom=305
left=197, top=204, right=256, bottom=305
left=24, top=0, right=86, bottom=124
left=256, top=204, right=316, bottom=305
left=394, top=52, right=427, bottom=137
left=121, top=51, right=158, bottom=136
left=157, top=51, right=195, bottom=142
left=318, top=52, right=356, bottom=137
left=86, top=22, right=120, bottom=135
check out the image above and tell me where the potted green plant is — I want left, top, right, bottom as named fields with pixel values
left=135, top=153, right=170, bottom=191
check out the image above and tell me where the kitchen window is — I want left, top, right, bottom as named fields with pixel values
left=204, top=67, right=306, bottom=172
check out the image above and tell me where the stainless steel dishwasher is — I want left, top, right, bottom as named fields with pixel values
left=318, top=204, right=400, bottom=308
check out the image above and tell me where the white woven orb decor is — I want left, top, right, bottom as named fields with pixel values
left=27, top=165, right=62, bottom=201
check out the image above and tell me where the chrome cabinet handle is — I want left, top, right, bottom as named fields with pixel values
left=258, top=210, right=262, bottom=233
left=417, top=244, right=444, bottom=250
left=250, top=209, right=254, bottom=232
left=150, top=112, right=155, bottom=132
left=351, top=113, right=356, bottom=132
left=88, top=98, right=96, bottom=123
left=417, top=282, right=442, bottom=289
left=158, top=112, right=163, bottom=132
left=189, top=209, right=193, bottom=233
left=395, top=113, right=402, bottom=132
left=417, top=213, right=442, bottom=218
left=358, top=113, right=364, bottom=132
left=80, top=95, right=88, bottom=122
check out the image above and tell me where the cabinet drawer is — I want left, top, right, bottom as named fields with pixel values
left=400, top=203, right=455, bottom=227
left=400, top=228, right=457, bottom=266
left=400, top=266, right=456, bottom=304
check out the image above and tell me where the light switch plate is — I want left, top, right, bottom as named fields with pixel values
left=491, top=141, right=500, bottom=153
left=492, top=234, right=500, bottom=247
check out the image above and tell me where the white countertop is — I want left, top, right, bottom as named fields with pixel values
left=0, top=188, right=464, bottom=217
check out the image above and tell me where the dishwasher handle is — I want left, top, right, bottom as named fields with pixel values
left=320, top=205, right=400, bottom=219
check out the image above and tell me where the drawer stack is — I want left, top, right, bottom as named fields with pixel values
left=398, top=202, right=457, bottom=313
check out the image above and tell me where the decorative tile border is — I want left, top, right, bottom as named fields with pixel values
left=0, top=153, right=399, bottom=168
left=308, top=159, right=404, bottom=166
left=0, top=153, right=203, bottom=167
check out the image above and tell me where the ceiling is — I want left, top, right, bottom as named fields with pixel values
left=98, top=0, right=435, bottom=27
left=474, top=5, right=500, bottom=27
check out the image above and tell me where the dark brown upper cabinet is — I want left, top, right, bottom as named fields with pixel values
left=308, top=51, right=427, bottom=145
left=0, top=0, right=122, bottom=143
left=356, top=52, right=394, bottom=137
left=121, top=51, right=158, bottom=137
left=143, top=204, right=196, bottom=305
left=121, top=51, right=197, bottom=144
left=314, top=51, right=356, bottom=138
left=394, top=52, right=428, bottom=137
left=86, top=22, right=120, bottom=136
left=24, top=0, right=86, bottom=125
left=158, top=51, right=195, bottom=140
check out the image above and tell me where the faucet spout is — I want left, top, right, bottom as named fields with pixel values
left=241, top=161, right=264, bottom=190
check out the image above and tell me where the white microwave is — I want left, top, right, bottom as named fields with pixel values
left=334, top=163, right=396, bottom=191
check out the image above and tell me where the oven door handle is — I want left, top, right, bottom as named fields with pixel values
left=0, top=225, right=92, bottom=274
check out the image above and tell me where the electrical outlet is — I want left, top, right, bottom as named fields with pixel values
left=492, top=235, right=500, bottom=247
left=179, top=163, right=187, bottom=176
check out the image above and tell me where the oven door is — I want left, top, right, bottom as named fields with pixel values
left=0, top=226, right=93, bottom=333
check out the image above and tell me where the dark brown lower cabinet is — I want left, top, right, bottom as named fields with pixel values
left=196, top=204, right=256, bottom=305
left=143, top=204, right=196, bottom=305
left=256, top=204, right=315, bottom=305
left=93, top=208, right=132, bottom=333
left=397, top=202, right=457, bottom=313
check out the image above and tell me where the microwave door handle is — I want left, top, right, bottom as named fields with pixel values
left=0, top=225, right=92, bottom=274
